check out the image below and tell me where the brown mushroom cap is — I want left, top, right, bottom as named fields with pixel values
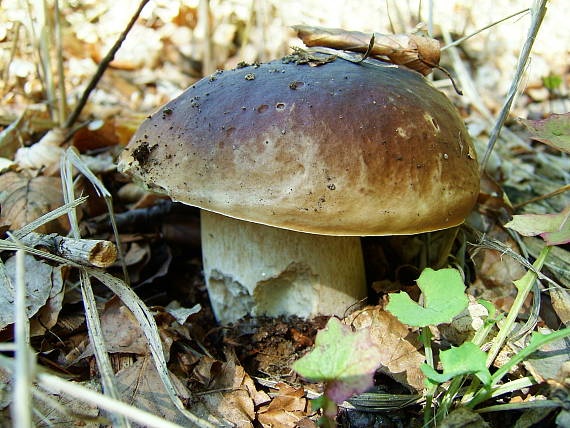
left=119, top=55, right=479, bottom=236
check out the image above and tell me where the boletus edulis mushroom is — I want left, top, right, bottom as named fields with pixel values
left=118, top=52, right=479, bottom=324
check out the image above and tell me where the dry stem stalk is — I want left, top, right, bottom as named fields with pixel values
left=480, top=0, right=548, bottom=173
left=20, top=232, right=117, bottom=268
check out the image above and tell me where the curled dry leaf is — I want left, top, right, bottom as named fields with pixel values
left=257, top=382, right=309, bottom=428
left=0, top=171, right=69, bottom=234
left=80, top=297, right=151, bottom=358
left=0, top=254, right=64, bottom=331
left=439, top=298, right=490, bottom=345
left=116, top=356, right=192, bottom=426
left=191, top=354, right=265, bottom=427
left=293, top=25, right=440, bottom=76
left=15, top=127, right=66, bottom=175
left=347, top=306, right=425, bottom=391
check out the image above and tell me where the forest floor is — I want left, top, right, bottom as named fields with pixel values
left=0, top=1, right=569, bottom=427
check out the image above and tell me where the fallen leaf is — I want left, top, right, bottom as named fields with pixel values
left=14, top=128, right=66, bottom=175
left=525, top=328, right=570, bottom=382
left=0, top=171, right=69, bottom=234
left=550, top=286, right=570, bottom=326
left=518, top=113, right=570, bottom=154
left=116, top=356, right=191, bottom=426
left=292, top=317, right=383, bottom=403
left=439, top=298, right=490, bottom=345
left=439, top=407, right=490, bottom=428
left=346, top=307, right=425, bottom=391
left=0, top=113, right=25, bottom=159
left=165, top=300, right=201, bottom=325
left=505, top=203, right=570, bottom=245
left=0, top=254, right=64, bottom=331
left=257, top=382, right=308, bottom=428
left=191, top=354, right=259, bottom=427
left=386, top=268, right=469, bottom=327
left=80, top=297, right=152, bottom=358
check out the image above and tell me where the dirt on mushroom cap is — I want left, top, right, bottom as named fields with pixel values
left=118, top=54, right=479, bottom=236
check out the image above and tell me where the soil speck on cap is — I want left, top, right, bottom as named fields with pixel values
left=132, top=142, right=158, bottom=167
left=245, top=73, right=256, bottom=80
left=162, top=108, right=173, bottom=119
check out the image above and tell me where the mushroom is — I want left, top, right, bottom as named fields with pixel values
left=118, top=54, right=479, bottom=324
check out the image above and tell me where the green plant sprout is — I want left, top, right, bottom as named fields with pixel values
left=292, top=317, right=384, bottom=427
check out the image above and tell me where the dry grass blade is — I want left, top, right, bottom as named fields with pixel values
left=87, top=269, right=220, bottom=428
left=64, top=0, right=151, bottom=129
left=441, top=25, right=528, bottom=149
left=63, top=148, right=129, bottom=283
left=12, top=196, right=87, bottom=240
left=0, top=355, right=185, bottom=428
left=54, top=0, right=67, bottom=127
left=60, top=152, right=130, bottom=428
left=12, top=240, right=32, bottom=427
left=441, top=8, right=530, bottom=51
left=479, top=0, right=548, bottom=172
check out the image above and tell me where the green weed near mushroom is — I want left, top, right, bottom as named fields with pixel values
left=294, top=267, right=570, bottom=427
left=293, top=113, right=570, bottom=426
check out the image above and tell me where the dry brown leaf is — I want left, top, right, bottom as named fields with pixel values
left=469, top=226, right=527, bottom=307
left=439, top=407, right=490, bottom=428
left=346, top=306, right=425, bottom=391
left=293, top=25, right=440, bottom=76
left=439, top=297, right=489, bottom=345
left=0, top=253, right=65, bottom=331
left=115, top=356, right=191, bottom=426
left=550, top=286, right=570, bottom=326
left=257, top=382, right=308, bottom=428
left=0, top=171, right=69, bottom=234
left=80, top=297, right=151, bottom=358
left=191, top=354, right=260, bottom=427
left=0, top=113, right=26, bottom=159
left=14, top=128, right=66, bottom=175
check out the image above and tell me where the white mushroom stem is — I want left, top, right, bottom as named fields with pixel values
left=200, top=210, right=367, bottom=323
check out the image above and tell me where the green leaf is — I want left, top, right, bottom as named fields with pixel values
left=386, top=268, right=469, bottom=327
left=421, top=342, right=491, bottom=386
left=505, top=203, right=570, bottom=246
left=292, top=317, right=382, bottom=403
left=518, top=113, right=570, bottom=154
left=542, top=75, right=562, bottom=90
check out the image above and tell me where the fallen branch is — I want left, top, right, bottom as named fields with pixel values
left=20, top=232, right=117, bottom=268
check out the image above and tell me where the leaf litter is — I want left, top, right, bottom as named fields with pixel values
left=1, top=0, right=570, bottom=426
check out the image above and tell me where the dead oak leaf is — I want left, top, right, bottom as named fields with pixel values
left=191, top=354, right=267, bottom=427
left=257, top=382, right=309, bottom=428
left=116, top=356, right=191, bottom=426
left=347, top=306, right=425, bottom=391
left=80, top=297, right=154, bottom=358
left=0, top=254, right=64, bottom=331
left=0, top=171, right=69, bottom=234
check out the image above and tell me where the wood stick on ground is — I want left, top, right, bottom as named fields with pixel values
left=64, top=0, right=151, bottom=129
left=20, top=232, right=117, bottom=268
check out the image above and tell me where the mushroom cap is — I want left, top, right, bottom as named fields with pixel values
left=118, top=55, right=479, bottom=236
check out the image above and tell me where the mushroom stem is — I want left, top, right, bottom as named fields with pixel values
left=200, top=210, right=367, bottom=323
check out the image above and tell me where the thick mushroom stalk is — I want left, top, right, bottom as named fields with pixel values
left=201, top=211, right=365, bottom=322
left=118, top=52, right=479, bottom=324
